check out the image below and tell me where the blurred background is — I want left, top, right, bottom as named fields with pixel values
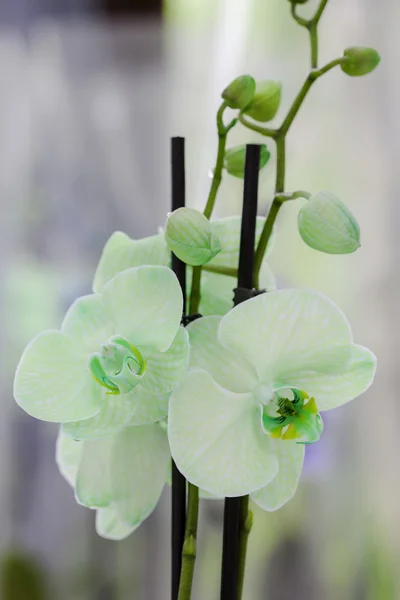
left=0, top=0, right=396, bottom=598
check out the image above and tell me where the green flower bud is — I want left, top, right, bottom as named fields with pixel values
left=243, top=80, right=282, bottom=122
left=221, top=75, right=256, bottom=110
left=341, top=47, right=380, bottom=77
left=165, top=207, right=222, bottom=266
left=297, top=191, right=360, bottom=254
left=287, top=0, right=309, bottom=5
left=224, top=144, right=271, bottom=178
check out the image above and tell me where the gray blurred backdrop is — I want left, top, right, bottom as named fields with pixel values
left=0, top=0, right=397, bottom=598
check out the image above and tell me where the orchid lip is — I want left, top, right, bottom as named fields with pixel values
left=89, top=336, right=146, bottom=395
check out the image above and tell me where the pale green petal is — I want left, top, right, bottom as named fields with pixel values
left=62, top=389, right=137, bottom=440
left=93, top=231, right=169, bottom=294
left=127, top=389, right=170, bottom=426
left=102, top=266, right=183, bottom=353
left=76, top=437, right=114, bottom=508
left=55, top=429, right=83, bottom=487
left=218, top=290, right=352, bottom=382
left=251, top=441, right=304, bottom=511
left=168, top=369, right=278, bottom=497
left=96, top=507, right=139, bottom=541
left=210, top=216, right=275, bottom=268
left=112, top=424, right=169, bottom=526
left=186, top=317, right=257, bottom=393
left=199, top=259, right=276, bottom=316
left=62, top=294, right=114, bottom=353
left=14, top=331, right=102, bottom=422
left=140, top=327, right=189, bottom=394
left=289, top=344, right=377, bottom=411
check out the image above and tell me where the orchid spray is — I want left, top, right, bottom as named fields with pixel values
left=13, top=1, right=379, bottom=599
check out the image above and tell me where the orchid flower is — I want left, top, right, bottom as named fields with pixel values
left=168, top=289, right=376, bottom=509
left=14, top=266, right=189, bottom=439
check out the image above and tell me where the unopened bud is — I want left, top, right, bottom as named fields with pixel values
left=341, top=47, right=380, bottom=77
left=165, top=208, right=222, bottom=266
left=297, top=191, right=360, bottom=254
left=224, top=144, right=270, bottom=178
left=243, top=80, right=282, bottom=122
left=221, top=75, right=256, bottom=110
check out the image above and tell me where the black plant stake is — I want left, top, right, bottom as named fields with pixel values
left=220, top=144, right=261, bottom=600
left=170, top=136, right=187, bottom=600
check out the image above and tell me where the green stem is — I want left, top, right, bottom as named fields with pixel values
left=177, top=484, right=199, bottom=600
left=238, top=114, right=277, bottom=139
left=237, top=496, right=253, bottom=600
left=189, top=267, right=202, bottom=314
left=252, top=56, right=343, bottom=286
left=190, top=102, right=236, bottom=314
left=202, top=264, right=238, bottom=277
left=309, top=22, right=318, bottom=68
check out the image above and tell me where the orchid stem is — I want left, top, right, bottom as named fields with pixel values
left=177, top=484, right=199, bottom=600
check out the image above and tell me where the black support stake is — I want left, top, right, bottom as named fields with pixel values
left=220, top=144, right=261, bottom=600
left=170, top=137, right=187, bottom=600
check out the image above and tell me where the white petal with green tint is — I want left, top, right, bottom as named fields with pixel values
left=168, top=369, right=278, bottom=497
left=56, top=429, right=83, bottom=487
left=14, top=330, right=102, bottom=422
left=62, top=294, right=114, bottom=353
left=102, top=266, right=183, bottom=353
left=93, top=231, right=169, bottom=294
left=62, top=388, right=138, bottom=440
left=291, top=344, right=377, bottom=411
left=96, top=507, right=139, bottom=541
left=251, top=441, right=304, bottom=511
left=186, top=317, right=257, bottom=393
left=210, top=216, right=275, bottom=268
left=127, top=389, right=170, bottom=426
left=76, top=437, right=114, bottom=508
left=140, top=327, right=189, bottom=395
left=112, top=424, right=169, bottom=526
left=198, top=260, right=276, bottom=317
left=218, top=290, right=352, bottom=382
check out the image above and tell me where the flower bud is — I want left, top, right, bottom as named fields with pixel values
left=221, top=75, right=256, bottom=110
left=287, top=0, right=309, bottom=5
left=297, top=191, right=360, bottom=254
left=224, top=144, right=271, bottom=178
left=341, top=47, right=380, bottom=77
left=243, top=80, right=282, bottom=122
left=165, top=208, right=222, bottom=266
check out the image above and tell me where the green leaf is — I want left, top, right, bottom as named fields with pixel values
left=101, top=266, right=183, bottom=353
left=96, top=507, right=138, bottom=541
left=165, top=208, right=222, bottom=266
left=112, top=424, right=170, bottom=526
left=168, top=369, right=278, bottom=496
left=14, top=331, right=102, bottom=422
left=61, top=294, right=114, bottom=353
left=218, top=289, right=353, bottom=384
left=93, top=231, right=169, bottom=294
left=297, top=191, right=360, bottom=254
left=251, top=441, right=304, bottom=511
